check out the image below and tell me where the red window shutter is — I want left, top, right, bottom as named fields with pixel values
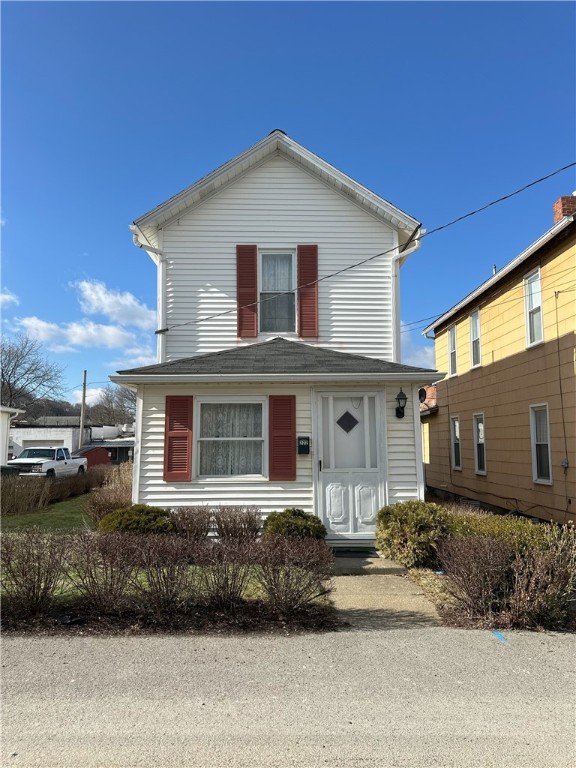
left=297, top=244, right=318, bottom=338
left=236, top=244, right=258, bottom=337
left=269, top=395, right=296, bottom=481
left=163, top=396, right=193, bottom=482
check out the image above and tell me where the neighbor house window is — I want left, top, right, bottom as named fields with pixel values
left=448, top=325, right=457, bottom=375
left=260, top=252, right=295, bottom=333
left=451, top=416, right=461, bottom=470
left=470, top=310, right=481, bottom=367
left=524, top=270, right=543, bottom=346
left=530, top=404, right=552, bottom=483
left=473, top=413, right=486, bottom=474
left=197, top=399, right=265, bottom=476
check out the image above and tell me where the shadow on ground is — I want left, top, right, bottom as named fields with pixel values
left=336, top=606, right=442, bottom=631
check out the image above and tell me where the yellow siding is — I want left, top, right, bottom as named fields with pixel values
left=427, top=230, right=576, bottom=523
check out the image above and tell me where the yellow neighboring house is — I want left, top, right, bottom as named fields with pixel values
left=422, top=197, right=576, bottom=524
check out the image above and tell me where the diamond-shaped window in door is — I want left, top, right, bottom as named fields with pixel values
left=336, top=411, right=359, bottom=434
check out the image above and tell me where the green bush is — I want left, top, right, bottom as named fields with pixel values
left=376, top=500, right=451, bottom=568
left=263, top=508, right=326, bottom=540
left=98, top=504, right=175, bottom=535
left=446, top=510, right=549, bottom=552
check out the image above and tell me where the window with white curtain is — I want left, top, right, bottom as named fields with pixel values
left=473, top=413, right=486, bottom=474
left=524, top=270, right=543, bottom=346
left=451, top=416, right=461, bottom=470
left=198, top=401, right=264, bottom=476
left=530, top=404, right=552, bottom=483
left=260, top=252, right=295, bottom=332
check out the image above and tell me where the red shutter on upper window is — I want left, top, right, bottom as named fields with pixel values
left=297, top=244, right=318, bottom=337
left=163, top=396, right=193, bottom=482
left=269, top=395, right=296, bottom=481
left=236, top=244, right=258, bottom=337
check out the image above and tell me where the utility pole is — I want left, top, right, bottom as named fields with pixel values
left=79, top=370, right=87, bottom=448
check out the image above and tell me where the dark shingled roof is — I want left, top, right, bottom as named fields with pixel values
left=117, top=338, right=436, bottom=376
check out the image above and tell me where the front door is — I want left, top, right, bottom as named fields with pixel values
left=316, top=393, right=383, bottom=539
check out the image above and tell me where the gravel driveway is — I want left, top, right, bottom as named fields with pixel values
left=2, top=622, right=575, bottom=768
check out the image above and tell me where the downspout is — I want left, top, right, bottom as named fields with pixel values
left=392, top=223, right=423, bottom=362
left=130, top=223, right=166, bottom=363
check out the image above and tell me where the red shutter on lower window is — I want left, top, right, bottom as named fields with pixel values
left=297, top=244, right=318, bottom=338
left=237, top=244, right=258, bottom=337
left=269, top=395, right=296, bottom=481
left=163, top=396, right=193, bottom=482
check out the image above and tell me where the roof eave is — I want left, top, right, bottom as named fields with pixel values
left=423, top=215, right=575, bottom=335
left=110, top=371, right=438, bottom=385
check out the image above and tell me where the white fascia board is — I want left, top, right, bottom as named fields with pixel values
left=133, top=131, right=420, bottom=237
left=423, top=216, right=575, bottom=336
left=110, top=371, right=438, bottom=386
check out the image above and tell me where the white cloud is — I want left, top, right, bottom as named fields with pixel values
left=400, top=321, right=436, bottom=369
left=70, top=388, right=105, bottom=406
left=16, top=316, right=135, bottom=350
left=108, top=343, right=157, bottom=370
left=75, top=279, right=156, bottom=331
left=0, top=288, right=20, bottom=307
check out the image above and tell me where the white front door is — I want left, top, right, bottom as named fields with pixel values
left=316, top=393, right=383, bottom=539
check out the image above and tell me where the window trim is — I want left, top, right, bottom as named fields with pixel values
left=529, top=403, right=552, bottom=485
left=258, top=249, right=297, bottom=336
left=524, top=268, right=544, bottom=347
left=450, top=416, right=462, bottom=470
left=194, top=395, right=268, bottom=480
left=448, top=325, right=457, bottom=376
left=473, top=412, right=486, bottom=475
left=469, top=309, right=481, bottom=368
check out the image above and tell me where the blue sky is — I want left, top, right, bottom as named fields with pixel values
left=2, top=1, right=575, bottom=404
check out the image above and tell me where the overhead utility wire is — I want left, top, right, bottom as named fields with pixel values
left=156, top=160, right=576, bottom=335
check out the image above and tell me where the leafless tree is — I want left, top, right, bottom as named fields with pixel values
left=90, top=384, right=136, bottom=425
left=1, top=334, right=64, bottom=409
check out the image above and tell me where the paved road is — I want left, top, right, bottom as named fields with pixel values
left=2, top=625, right=575, bottom=767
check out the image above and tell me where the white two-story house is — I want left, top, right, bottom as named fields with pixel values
left=112, top=130, right=436, bottom=544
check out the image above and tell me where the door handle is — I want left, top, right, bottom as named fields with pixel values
left=318, top=460, right=322, bottom=473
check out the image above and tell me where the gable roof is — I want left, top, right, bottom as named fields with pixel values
left=112, top=337, right=436, bottom=383
left=132, top=130, right=421, bottom=249
left=423, top=215, right=576, bottom=335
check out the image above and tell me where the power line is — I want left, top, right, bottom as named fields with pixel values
left=157, top=160, right=576, bottom=334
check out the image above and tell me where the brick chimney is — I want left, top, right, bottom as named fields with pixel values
left=553, top=194, right=576, bottom=223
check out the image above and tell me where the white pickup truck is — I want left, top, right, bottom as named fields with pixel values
left=7, top=447, right=88, bottom=478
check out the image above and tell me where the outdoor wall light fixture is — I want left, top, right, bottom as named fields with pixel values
left=395, top=388, right=408, bottom=418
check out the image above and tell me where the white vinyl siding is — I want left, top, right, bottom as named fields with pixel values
left=530, top=404, right=552, bottom=483
left=160, top=154, right=396, bottom=361
left=448, top=325, right=457, bottom=375
left=385, top=384, right=421, bottom=504
left=524, top=269, right=543, bottom=346
left=473, top=413, right=486, bottom=474
left=470, top=310, right=481, bottom=367
left=451, top=416, right=461, bottom=470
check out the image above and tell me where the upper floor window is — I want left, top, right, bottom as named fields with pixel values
left=524, top=270, right=543, bottom=346
left=473, top=413, right=486, bottom=474
left=260, top=252, right=295, bottom=333
left=450, top=416, right=461, bottom=470
left=530, top=404, right=552, bottom=483
left=448, top=325, right=457, bottom=375
left=470, top=310, right=481, bottom=367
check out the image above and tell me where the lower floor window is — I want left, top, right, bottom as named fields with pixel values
left=473, top=413, right=486, bottom=474
left=451, top=416, right=461, bottom=470
left=198, top=401, right=264, bottom=476
left=530, top=404, right=552, bottom=483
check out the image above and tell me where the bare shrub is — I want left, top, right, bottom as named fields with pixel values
left=171, top=506, right=213, bottom=541
left=1, top=529, right=68, bottom=615
left=255, top=536, right=334, bottom=615
left=0, top=476, right=52, bottom=516
left=437, top=536, right=515, bottom=624
left=212, top=505, right=261, bottom=542
left=83, top=463, right=133, bottom=526
left=505, top=525, right=576, bottom=629
left=199, top=540, right=255, bottom=609
left=130, top=535, right=205, bottom=617
left=64, top=532, right=136, bottom=613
